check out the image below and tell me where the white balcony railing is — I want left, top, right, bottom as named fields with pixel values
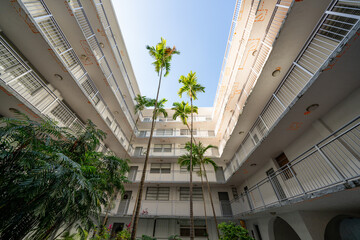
left=18, top=0, right=131, bottom=151
left=224, top=0, right=360, bottom=179
left=127, top=170, right=223, bottom=183
left=131, top=148, right=219, bottom=158
left=140, top=115, right=213, bottom=123
left=114, top=200, right=231, bottom=218
left=135, top=129, right=215, bottom=138
left=67, top=0, right=136, bottom=131
left=231, top=116, right=360, bottom=216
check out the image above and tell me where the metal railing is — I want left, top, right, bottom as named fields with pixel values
left=135, top=129, right=215, bottom=138
left=67, top=0, right=136, bottom=131
left=131, top=147, right=219, bottom=158
left=140, top=115, right=213, bottom=123
left=114, top=199, right=230, bottom=218
left=19, top=0, right=131, bottom=151
left=218, top=0, right=293, bottom=155
left=127, top=170, right=222, bottom=183
left=224, top=0, right=360, bottom=179
left=0, top=35, right=85, bottom=134
left=92, top=0, right=137, bottom=104
left=214, top=0, right=260, bottom=134
left=231, top=116, right=360, bottom=216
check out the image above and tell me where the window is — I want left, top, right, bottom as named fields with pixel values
left=145, top=187, right=169, bottom=200
left=139, top=131, right=147, bottom=137
left=153, top=144, right=172, bottom=152
left=275, top=153, right=295, bottom=180
left=232, top=187, right=239, bottom=200
left=180, top=129, right=197, bottom=136
left=105, top=117, right=112, bottom=126
left=150, top=163, right=171, bottom=173
left=180, top=187, right=203, bottom=201
left=180, top=165, right=200, bottom=173
left=208, top=130, right=215, bottom=136
left=156, top=129, right=173, bottom=136
left=180, top=225, right=207, bottom=237
left=134, top=147, right=144, bottom=156
left=143, top=117, right=151, bottom=122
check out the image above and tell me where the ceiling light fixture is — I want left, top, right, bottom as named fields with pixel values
left=99, top=42, right=104, bottom=48
left=54, top=74, right=63, bottom=81
left=239, top=131, right=244, bottom=135
left=250, top=163, right=257, bottom=167
left=306, top=104, right=319, bottom=112
left=272, top=69, right=281, bottom=77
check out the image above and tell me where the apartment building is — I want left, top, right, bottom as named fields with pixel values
left=0, top=0, right=359, bottom=239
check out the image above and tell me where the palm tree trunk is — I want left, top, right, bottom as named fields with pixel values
left=186, top=123, right=197, bottom=144
left=202, top=162, right=220, bottom=239
left=102, top=192, right=116, bottom=226
left=189, top=96, right=195, bottom=240
left=128, top=116, right=140, bottom=153
left=131, top=67, right=163, bottom=240
left=200, top=169, right=209, bottom=240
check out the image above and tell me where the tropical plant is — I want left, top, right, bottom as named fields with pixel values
left=140, top=235, right=157, bottom=240
left=148, top=98, right=169, bottom=119
left=117, top=228, right=131, bottom=240
left=0, top=110, right=129, bottom=240
left=131, top=38, right=179, bottom=240
left=218, top=222, right=254, bottom=240
left=194, top=142, right=220, bottom=238
left=128, top=95, right=153, bottom=152
left=171, top=101, right=198, bottom=135
left=178, top=71, right=205, bottom=240
left=168, top=235, right=182, bottom=240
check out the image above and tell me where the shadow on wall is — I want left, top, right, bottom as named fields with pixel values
left=269, top=217, right=301, bottom=240
left=325, top=215, right=360, bottom=240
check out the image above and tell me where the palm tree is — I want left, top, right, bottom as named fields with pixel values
left=129, top=98, right=168, bottom=228
left=178, top=71, right=205, bottom=240
left=193, top=142, right=220, bottom=239
left=131, top=38, right=179, bottom=240
left=171, top=101, right=198, bottom=136
left=0, top=110, right=129, bottom=240
left=178, top=142, right=209, bottom=240
left=128, top=95, right=152, bottom=152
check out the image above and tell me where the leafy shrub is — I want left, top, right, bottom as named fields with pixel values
left=218, top=222, right=254, bottom=240
left=168, top=235, right=182, bottom=240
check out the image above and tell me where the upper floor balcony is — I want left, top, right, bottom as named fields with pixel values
left=230, top=116, right=360, bottom=217
left=130, top=146, right=219, bottom=158
left=126, top=169, right=225, bottom=184
left=140, top=115, right=213, bottom=123
left=135, top=129, right=215, bottom=138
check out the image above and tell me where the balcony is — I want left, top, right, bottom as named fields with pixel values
left=126, top=170, right=224, bottom=184
left=224, top=0, right=360, bottom=178
left=112, top=200, right=232, bottom=218
left=140, top=115, right=212, bottom=123
left=230, top=116, right=360, bottom=216
left=131, top=147, right=219, bottom=158
left=135, top=129, right=215, bottom=138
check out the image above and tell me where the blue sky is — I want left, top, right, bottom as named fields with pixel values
left=112, top=0, right=236, bottom=107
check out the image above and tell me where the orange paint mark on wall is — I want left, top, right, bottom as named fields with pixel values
left=287, top=122, right=302, bottom=131
left=238, top=0, right=246, bottom=22
left=238, top=38, right=260, bottom=70
left=64, top=1, right=74, bottom=16
left=10, top=0, right=39, bottom=34
left=17, top=104, right=39, bottom=118
left=255, top=1, right=268, bottom=22
left=80, top=40, right=95, bottom=66
left=0, top=86, right=13, bottom=96
left=323, top=31, right=360, bottom=71
left=48, top=49, right=68, bottom=72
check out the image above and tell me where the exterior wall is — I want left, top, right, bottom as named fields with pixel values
left=232, top=88, right=360, bottom=213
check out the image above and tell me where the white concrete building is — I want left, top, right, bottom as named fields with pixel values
left=0, top=0, right=360, bottom=239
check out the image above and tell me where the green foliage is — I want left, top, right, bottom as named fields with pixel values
left=117, top=228, right=131, bottom=240
left=171, top=101, right=198, bottom=126
left=140, top=235, right=157, bottom=240
left=146, top=37, right=180, bottom=77
left=134, top=95, right=153, bottom=114
left=168, top=235, right=182, bottom=240
left=0, top=110, right=129, bottom=240
left=178, top=142, right=218, bottom=172
left=147, top=98, right=168, bottom=118
left=218, top=222, right=254, bottom=240
left=178, top=71, right=205, bottom=100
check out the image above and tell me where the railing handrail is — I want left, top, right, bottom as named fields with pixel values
left=231, top=116, right=360, bottom=216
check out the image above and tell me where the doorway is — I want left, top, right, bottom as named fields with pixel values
left=218, top=192, right=233, bottom=216
left=117, top=191, right=132, bottom=215
left=266, top=168, right=286, bottom=200
left=273, top=217, right=300, bottom=240
left=244, top=186, right=253, bottom=210
left=128, top=166, right=138, bottom=182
